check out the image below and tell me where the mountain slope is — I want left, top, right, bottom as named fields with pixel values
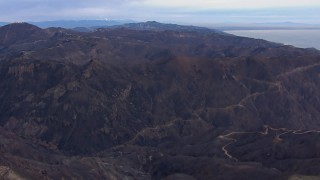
left=0, top=22, right=320, bottom=179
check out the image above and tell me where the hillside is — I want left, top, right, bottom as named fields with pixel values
left=0, top=22, right=320, bottom=179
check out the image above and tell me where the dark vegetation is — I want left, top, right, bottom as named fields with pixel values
left=0, top=22, right=320, bottom=179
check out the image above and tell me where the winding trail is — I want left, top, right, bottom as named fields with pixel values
left=222, top=141, right=236, bottom=160
left=219, top=62, right=320, bottom=160
left=220, top=131, right=256, bottom=162
left=220, top=125, right=320, bottom=160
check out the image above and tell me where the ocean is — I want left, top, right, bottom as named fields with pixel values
left=225, top=29, right=320, bottom=50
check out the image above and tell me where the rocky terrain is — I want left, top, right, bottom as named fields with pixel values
left=0, top=22, right=320, bottom=179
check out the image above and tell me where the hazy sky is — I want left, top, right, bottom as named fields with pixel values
left=0, top=0, right=319, bottom=24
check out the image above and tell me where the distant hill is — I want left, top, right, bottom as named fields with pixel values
left=111, top=21, right=216, bottom=31
left=0, top=19, right=136, bottom=29
left=2, top=20, right=319, bottom=31
left=31, top=19, right=136, bottom=28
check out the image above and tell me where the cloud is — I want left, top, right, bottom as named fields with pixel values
left=0, top=0, right=142, bottom=21
left=0, top=0, right=319, bottom=24
left=141, top=0, right=320, bottom=9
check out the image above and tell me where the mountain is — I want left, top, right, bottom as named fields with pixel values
left=0, top=22, right=320, bottom=179
left=0, top=19, right=136, bottom=29
left=108, top=21, right=222, bottom=33
left=31, top=19, right=136, bottom=28
left=0, top=23, right=50, bottom=46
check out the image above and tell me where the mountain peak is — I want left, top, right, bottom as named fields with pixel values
left=144, top=21, right=161, bottom=24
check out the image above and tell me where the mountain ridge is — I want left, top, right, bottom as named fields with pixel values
left=0, top=19, right=136, bottom=29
